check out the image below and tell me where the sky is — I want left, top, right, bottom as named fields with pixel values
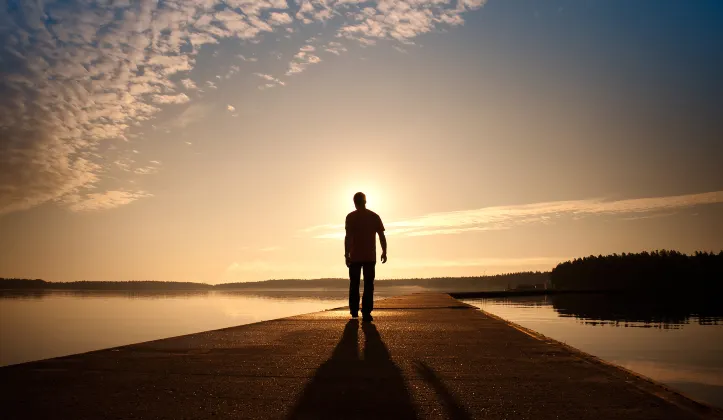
left=0, top=0, right=721, bottom=283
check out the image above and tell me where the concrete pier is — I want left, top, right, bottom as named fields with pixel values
left=1, top=293, right=720, bottom=419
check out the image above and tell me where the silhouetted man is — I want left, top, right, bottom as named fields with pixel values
left=344, top=192, right=387, bottom=322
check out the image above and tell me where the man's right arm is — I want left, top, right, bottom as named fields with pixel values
left=344, top=215, right=351, bottom=266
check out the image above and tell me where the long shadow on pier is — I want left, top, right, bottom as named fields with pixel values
left=414, top=361, right=471, bottom=420
left=287, top=320, right=417, bottom=419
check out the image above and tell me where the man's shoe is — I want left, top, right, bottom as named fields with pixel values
left=362, top=314, right=373, bottom=322
left=351, top=312, right=358, bottom=319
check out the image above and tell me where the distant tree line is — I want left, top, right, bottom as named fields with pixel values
left=0, top=279, right=213, bottom=291
left=377, top=272, right=549, bottom=292
left=1, top=272, right=549, bottom=293
left=193, top=272, right=549, bottom=292
left=550, top=250, right=723, bottom=292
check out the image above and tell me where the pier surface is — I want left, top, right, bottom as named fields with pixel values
left=1, top=293, right=720, bottom=419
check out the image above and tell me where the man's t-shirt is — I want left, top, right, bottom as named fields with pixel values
left=345, top=209, right=385, bottom=263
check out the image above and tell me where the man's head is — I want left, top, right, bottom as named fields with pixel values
left=353, top=192, right=366, bottom=209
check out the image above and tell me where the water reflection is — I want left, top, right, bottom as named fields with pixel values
left=0, top=288, right=406, bottom=301
left=0, top=289, right=212, bottom=300
left=0, top=288, right=417, bottom=367
left=464, top=295, right=723, bottom=410
left=0, top=290, right=353, bottom=367
left=479, top=294, right=723, bottom=327
left=550, top=294, right=722, bottom=326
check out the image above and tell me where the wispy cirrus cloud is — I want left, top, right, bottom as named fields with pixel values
left=0, top=0, right=486, bottom=216
left=305, top=191, right=723, bottom=239
left=221, top=255, right=560, bottom=282
left=254, top=73, right=286, bottom=89
left=62, top=191, right=152, bottom=212
left=388, top=257, right=564, bottom=269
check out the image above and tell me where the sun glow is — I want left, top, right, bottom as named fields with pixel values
left=342, top=183, right=389, bottom=216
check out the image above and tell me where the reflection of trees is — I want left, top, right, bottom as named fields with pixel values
left=481, top=296, right=551, bottom=307
left=550, top=250, right=723, bottom=292
left=550, top=293, right=722, bottom=325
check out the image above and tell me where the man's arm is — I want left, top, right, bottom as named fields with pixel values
left=344, top=215, right=351, bottom=267
left=378, top=215, right=387, bottom=263
left=344, top=234, right=351, bottom=265
left=379, top=231, right=387, bottom=264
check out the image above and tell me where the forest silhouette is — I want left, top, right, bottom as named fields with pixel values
left=2, top=250, right=721, bottom=293
left=550, top=250, right=722, bottom=292
left=0, top=272, right=547, bottom=292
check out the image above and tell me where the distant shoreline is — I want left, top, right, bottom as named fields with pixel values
left=2, top=249, right=720, bottom=293
left=451, top=290, right=606, bottom=298
left=0, top=272, right=550, bottom=292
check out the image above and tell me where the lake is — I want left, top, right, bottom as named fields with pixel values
left=0, top=289, right=351, bottom=367
left=0, top=288, right=427, bottom=368
left=2, top=290, right=721, bottom=410
left=464, top=294, right=723, bottom=410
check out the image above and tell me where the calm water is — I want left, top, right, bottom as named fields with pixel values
left=0, top=289, right=354, bottom=367
left=0, top=288, right=428, bottom=367
left=3, top=290, right=722, bottom=410
left=464, top=295, right=723, bottom=409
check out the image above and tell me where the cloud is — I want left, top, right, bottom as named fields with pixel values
left=152, top=93, right=191, bottom=104
left=63, top=190, right=152, bottom=212
left=305, top=191, right=723, bottom=239
left=114, top=158, right=134, bottom=172
left=254, top=73, right=286, bottom=89
left=222, top=255, right=555, bottom=280
left=166, top=103, right=215, bottom=129
left=0, top=1, right=213, bottom=215
left=133, top=166, right=159, bottom=175
left=224, top=259, right=322, bottom=274
left=223, top=65, right=242, bottom=79
left=286, top=50, right=322, bottom=76
left=269, top=12, right=293, bottom=26
left=180, top=79, right=198, bottom=90
left=226, top=261, right=285, bottom=272
left=324, top=41, right=348, bottom=55
left=0, top=0, right=485, bottom=216
left=389, top=257, right=564, bottom=269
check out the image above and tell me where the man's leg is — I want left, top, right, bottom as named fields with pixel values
left=361, top=262, right=375, bottom=317
left=349, top=262, right=362, bottom=317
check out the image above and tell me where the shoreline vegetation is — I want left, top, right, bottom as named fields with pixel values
left=1, top=250, right=720, bottom=294
left=0, top=272, right=549, bottom=293
left=551, top=250, right=722, bottom=292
